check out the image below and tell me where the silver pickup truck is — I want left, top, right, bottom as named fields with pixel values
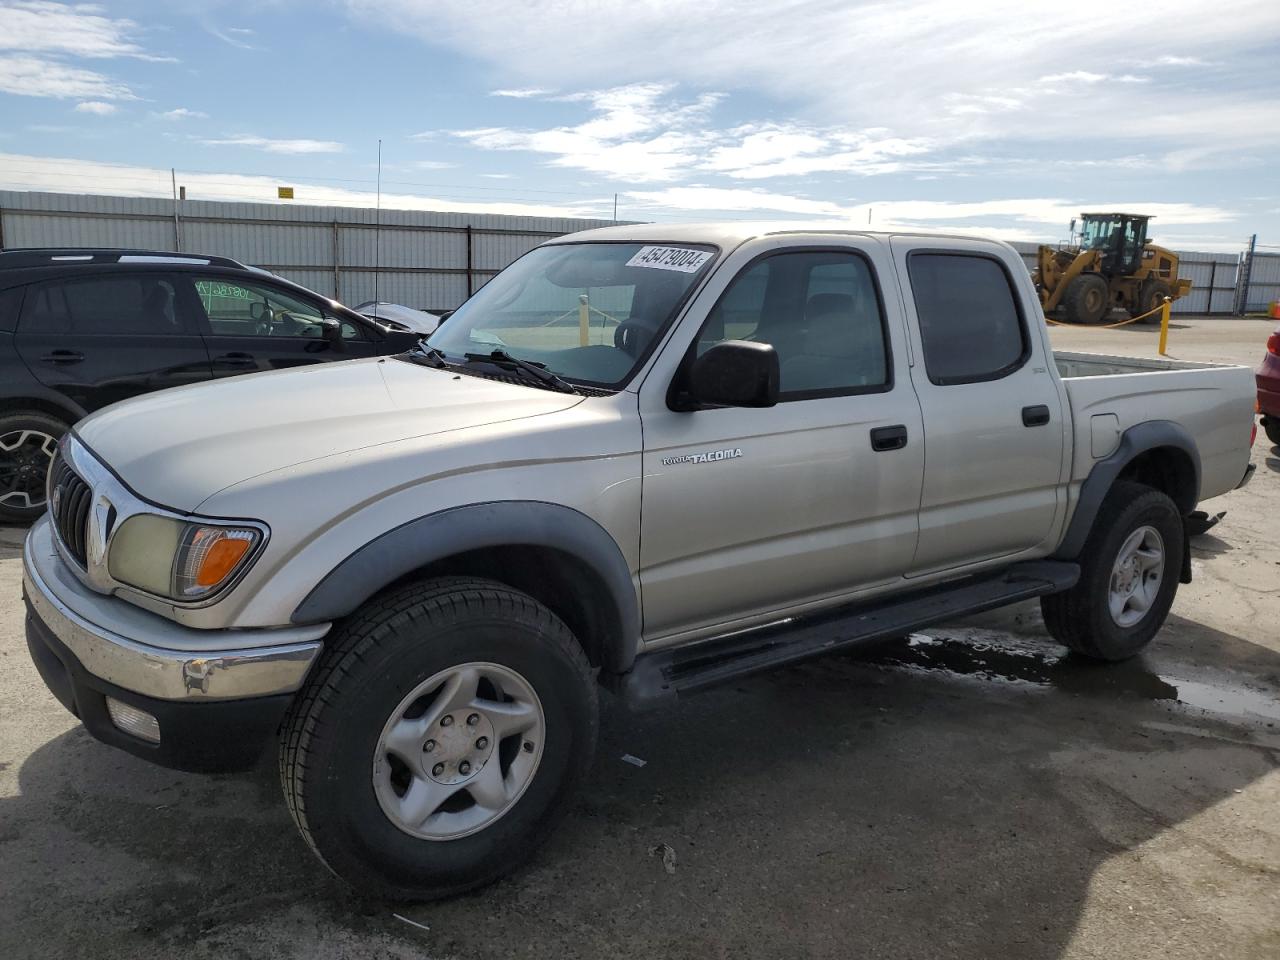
left=22, top=222, right=1256, bottom=899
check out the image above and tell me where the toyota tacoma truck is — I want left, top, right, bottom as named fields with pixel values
left=22, top=223, right=1257, bottom=900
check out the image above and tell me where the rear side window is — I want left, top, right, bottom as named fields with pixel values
left=908, top=253, right=1028, bottom=385
left=19, top=275, right=188, bottom=335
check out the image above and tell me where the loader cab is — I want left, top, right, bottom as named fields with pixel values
left=1080, top=213, right=1151, bottom=277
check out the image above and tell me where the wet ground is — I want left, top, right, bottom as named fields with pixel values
left=0, top=316, right=1277, bottom=958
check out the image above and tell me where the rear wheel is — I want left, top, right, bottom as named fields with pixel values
left=1131, top=279, right=1171, bottom=323
left=1264, top=417, right=1280, bottom=447
left=279, top=576, right=598, bottom=901
left=1062, top=274, right=1109, bottom=324
left=1042, top=481, right=1183, bottom=661
left=0, top=411, right=68, bottom=524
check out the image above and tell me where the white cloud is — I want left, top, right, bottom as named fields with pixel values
left=0, top=55, right=135, bottom=99
left=454, top=83, right=719, bottom=182
left=206, top=25, right=258, bottom=51
left=410, top=159, right=455, bottom=169
left=348, top=0, right=1280, bottom=153
left=0, top=1, right=170, bottom=60
left=158, top=107, right=208, bottom=120
left=0, top=151, right=613, bottom=219
left=623, top=186, right=1236, bottom=232
left=490, top=88, right=549, bottom=98
left=196, top=135, right=346, bottom=155
left=453, top=87, right=939, bottom=182
left=74, top=100, right=117, bottom=115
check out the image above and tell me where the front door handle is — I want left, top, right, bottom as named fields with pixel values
left=870, top=424, right=909, bottom=451
left=39, top=350, right=84, bottom=364
left=1022, top=404, right=1051, bottom=427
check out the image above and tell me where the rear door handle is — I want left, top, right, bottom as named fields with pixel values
left=870, top=424, right=909, bottom=451
left=1022, top=404, right=1051, bottom=427
left=39, top=350, right=84, bottom=364
left=214, top=352, right=257, bottom=367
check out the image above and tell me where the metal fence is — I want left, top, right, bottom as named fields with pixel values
left=1239, top=244, right=1280, bottom=313
left=0, top=191, right=620, bottom=313
left=1, top=191, right=1275, bottom=316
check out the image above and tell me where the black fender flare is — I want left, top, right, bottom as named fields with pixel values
left=1053, top=419, right=1200, bottom=561
left=291, top=501, right=640, bottom=672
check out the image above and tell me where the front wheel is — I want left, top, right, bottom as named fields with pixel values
left=0, top=411, right=69, bottom=524
left=279, top=577, right=598, bottom=900
left=1042, top=481, right=1184, bottom=661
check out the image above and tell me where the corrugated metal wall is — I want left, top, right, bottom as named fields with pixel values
left=0, top=191, right=1267, bottom=314
left=0, top=191, right=620, bottom=312
left=1242, top=251, right=1280, bottom=312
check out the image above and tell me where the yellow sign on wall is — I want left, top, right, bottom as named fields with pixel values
left=277, top=186, right=294, bottom=199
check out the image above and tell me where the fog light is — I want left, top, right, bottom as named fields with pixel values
left=106, top=697, right=161, bottom=744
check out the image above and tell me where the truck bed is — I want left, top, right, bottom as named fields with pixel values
left=1053, top=351, right=1255, bottom=503
left=1053, top=350, right=1226, bottom=379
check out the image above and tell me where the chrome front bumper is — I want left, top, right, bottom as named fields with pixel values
left=23, top=517, right=327, bottom=702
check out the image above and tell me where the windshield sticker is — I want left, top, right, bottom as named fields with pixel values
left=626, top=246, right=713, bottom=273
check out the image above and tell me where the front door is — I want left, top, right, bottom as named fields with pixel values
left=890, top=238, right=1067, bottom=574
left=638, top=240, right=924, bottom=643
left=14, top=272, right=213, bottom=414
left=182, top=275, right=379, bottom=376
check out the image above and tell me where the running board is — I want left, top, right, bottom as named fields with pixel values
left=612, top=560, right=1079, bottom=710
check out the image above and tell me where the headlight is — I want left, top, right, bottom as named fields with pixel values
left=108, top=515, right=264, bottom=602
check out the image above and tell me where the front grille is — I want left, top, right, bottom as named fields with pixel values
left=49, top=452, right=92, bottom=567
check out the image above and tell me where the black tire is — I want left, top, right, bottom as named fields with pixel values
left=1131, top=279, right=1171, bottom=323
left=1062, top=274, right=1109, bottom=324
left=1042, top=481, right=1183, bottom=661
left=1263, top=417, right=1280, bottom=447
left=279, top=576, right=598, bottom=901
left=0, top=410, right=69, bottom=524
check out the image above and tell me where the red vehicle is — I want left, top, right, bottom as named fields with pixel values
left=1260, top=324, right=1280, bottom=447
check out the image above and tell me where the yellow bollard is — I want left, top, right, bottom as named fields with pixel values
left=1157, top=297, right=1171, bottom=356
left=578, top=293, right=590, bottom=347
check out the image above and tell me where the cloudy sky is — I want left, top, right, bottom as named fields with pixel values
left=0, top=0, right=1277, bottom=250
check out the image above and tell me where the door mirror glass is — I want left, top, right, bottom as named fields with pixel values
left=686, top=340, right=779, bottom=409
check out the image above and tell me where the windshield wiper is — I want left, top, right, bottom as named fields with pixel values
left=404, top=343, right=448, bottom=368
left=463, top=350, right=580, bottom=395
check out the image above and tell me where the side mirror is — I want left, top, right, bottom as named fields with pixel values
left=684, top=340, right=779, bottom=409
left=319, top=317, right=342, bottom=342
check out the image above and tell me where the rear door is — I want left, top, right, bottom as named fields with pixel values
left=890, top=238, right=1068, bottom=574
left=13, top=272, right=214, bottom=413
left=182, top=274, right=381, bottom=376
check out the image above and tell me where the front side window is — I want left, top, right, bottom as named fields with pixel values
left=695, top=250, right=889, bottom=398
left=20, top=275, right=186, bottom=335
left=193, top=277, right=360, bottom=339
left=427, top=242, right=716, bottom=388
left=908, top=253, right=1028, bottom=385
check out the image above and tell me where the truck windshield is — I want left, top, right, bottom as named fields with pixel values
left=426, top=242, right=717, bottom=388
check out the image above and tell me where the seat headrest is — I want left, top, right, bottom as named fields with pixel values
left=805, top=292, right=854, bottom=321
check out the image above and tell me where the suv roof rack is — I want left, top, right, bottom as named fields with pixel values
left=0, top=248, right=248, bottom=270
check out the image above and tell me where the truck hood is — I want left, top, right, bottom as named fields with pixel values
left=74, top=358, right=583, bottom=513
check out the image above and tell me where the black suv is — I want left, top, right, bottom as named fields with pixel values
left=0, top=249, right=427, bottom=522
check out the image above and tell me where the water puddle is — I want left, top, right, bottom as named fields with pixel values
left=849, top=631, right=1280, bottom=726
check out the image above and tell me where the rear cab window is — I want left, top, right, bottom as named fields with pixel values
left=907, top=252, right=1029, bottom=385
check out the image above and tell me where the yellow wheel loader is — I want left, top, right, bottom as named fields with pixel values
left=1034, top=213, right=1192, bottom=324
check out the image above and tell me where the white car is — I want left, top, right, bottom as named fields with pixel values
left=353, top=301, right=440, bottom=335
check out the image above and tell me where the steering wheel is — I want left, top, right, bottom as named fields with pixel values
left=613, top=321, right=651, bottom=357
